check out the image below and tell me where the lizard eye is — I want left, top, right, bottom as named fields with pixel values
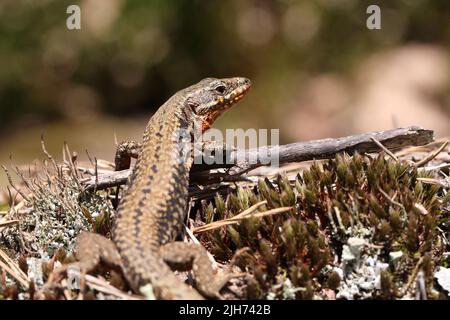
left=214, top=84, right=227, bottom=94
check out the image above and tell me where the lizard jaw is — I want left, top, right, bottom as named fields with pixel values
left=201, top=81, right=252, bottom=132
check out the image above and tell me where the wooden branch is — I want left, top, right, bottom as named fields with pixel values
left=82, top=126, right=434, bottom=190
left=223, top=125, right=434, bottom=175
left=82, top=168, right=129, bottom=191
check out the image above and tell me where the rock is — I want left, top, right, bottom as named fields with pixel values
left=435, top=267, right=450, bottom=295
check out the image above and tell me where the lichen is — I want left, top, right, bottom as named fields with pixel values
left=1, top=162, right=114, bottom=259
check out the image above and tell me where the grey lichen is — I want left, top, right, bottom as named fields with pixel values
left=1, top=160, right=114, bottom=259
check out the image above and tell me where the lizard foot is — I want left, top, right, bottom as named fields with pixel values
left=160, top=241, right=245, bottom=299
left=39, top=231, right=124, bottom=297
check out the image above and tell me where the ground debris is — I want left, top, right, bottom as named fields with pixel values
left=0, top=137, right=449, bottom=300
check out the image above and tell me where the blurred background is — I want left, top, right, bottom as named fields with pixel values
left=0, top=0, right=449, bottom=189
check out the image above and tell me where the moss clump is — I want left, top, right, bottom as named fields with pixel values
left=196, top=153, right=448, bottom=299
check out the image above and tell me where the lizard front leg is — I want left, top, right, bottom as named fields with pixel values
left=115, top=140, right=142, bottom=171
left=116, top=140, right=232, bottom=172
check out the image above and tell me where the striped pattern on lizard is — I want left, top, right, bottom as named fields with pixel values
left=66, top=77, right=251, bottom=299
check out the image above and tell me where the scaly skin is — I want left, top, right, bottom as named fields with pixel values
left=111, top=77, right=251, bottom=299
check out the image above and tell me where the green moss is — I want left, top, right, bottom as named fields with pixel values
left=197, top=153, right=448, bottom=299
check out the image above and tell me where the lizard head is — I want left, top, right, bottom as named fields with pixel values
left=185, top=77, right=251, bottom=132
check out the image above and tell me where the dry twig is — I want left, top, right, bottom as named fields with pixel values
left=82, top=126, right=435, bottom=190
left=193, top=206, right=293, bottom=233
left=414, top=140, right=449, bottom=168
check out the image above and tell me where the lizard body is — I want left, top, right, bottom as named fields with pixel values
left=74, top=77, right=251, bottom=299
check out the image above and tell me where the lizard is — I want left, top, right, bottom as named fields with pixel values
left=56, top=77, right=252, bottom=299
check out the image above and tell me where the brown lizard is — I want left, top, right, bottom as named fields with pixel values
left=62, top=77, right=251, bottom=299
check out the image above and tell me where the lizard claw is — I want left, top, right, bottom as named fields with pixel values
left=197, top=247, right=249, bottom=299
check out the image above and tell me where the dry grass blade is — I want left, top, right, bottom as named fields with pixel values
left=1, top=165, right=29, bottom=201
left=0, top=248, right=30, bottom=288
left=414, top=140, right=449, bottom=168
left=414, top=203, right=429, bottom=215
left=230, top=200, right=267, bottom=220
left=114, top=131, right=119, bottom=146
left=40, top=133, right=59, bottom=172
left=94, top=157, right=99, bottom=192
left=64, top=142, right=81, bottom=187
left=370, top=137, right=399, bottom=162
left=84, top=274, right=142, bottom=300
left=191, top=200, right=267, bottom=235
left=185, top=223, right=219, bottom=269
left=185, top=224, right=200, bottom=245
left=0, top=259, right=29, bottom=289
left=421, top=163, right=450, bottom=171
left=193, top=206, right=293, bottom=233
left=0, top=248, right=29, bottom=280
left=0, top=219, right=19, bottom=228
left=417, top=177, right=450, bottom=188
left=401, top=257, right=424, bottom=296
